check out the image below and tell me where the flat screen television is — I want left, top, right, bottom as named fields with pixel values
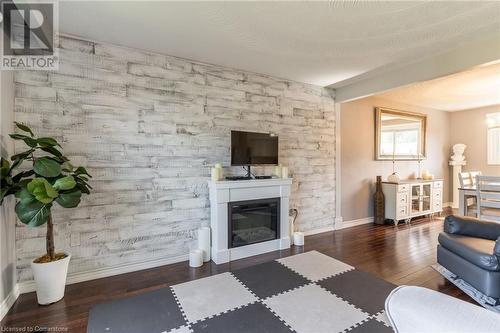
left=231, top=131, right=278, bottom=166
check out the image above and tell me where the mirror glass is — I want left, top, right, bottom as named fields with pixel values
left=375, top=108, right=426, bottom=160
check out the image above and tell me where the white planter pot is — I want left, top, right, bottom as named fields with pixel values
left=31, top=252, right=71, bottom=305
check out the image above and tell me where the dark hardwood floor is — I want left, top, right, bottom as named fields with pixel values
left=2, top=211, right=472, bottom=332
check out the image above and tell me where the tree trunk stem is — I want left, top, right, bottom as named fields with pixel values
left=46, top=213, right=55, bottom=261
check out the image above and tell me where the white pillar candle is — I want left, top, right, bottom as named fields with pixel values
left=198, top=226, right=211, bottom=262
left=281, top=166, right=289, bottom=179
left=213, top=163, right=223, bottom=180
left=274, top=165, right=282, bottom=178
left=189, top=249, right=203, bottom=268
left=293, top=232, right=305, bottom=246
left=211, top=168, right=220, bottom=181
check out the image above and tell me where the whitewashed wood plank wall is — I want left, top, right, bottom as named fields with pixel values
left=14, top=35, right=336, bottom=282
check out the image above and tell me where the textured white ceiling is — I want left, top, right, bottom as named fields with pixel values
left=59, top=1, right=500, bottom=86
left=377, top=61, right=500, bottom=112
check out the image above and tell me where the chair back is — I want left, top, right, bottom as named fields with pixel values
left=476, top=176, right=500, bottom=223
left=470, top=171, right=482, bottom=186
left=458, top=172, right=472, bottom=188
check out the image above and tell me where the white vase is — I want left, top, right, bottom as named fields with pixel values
left=31, top=252, right=71, bottom=305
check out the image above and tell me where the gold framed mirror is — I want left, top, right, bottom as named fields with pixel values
left=375, top=107, right=427, bottom=161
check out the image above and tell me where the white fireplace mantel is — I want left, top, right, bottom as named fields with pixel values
left=208, top=178, right=292, bottom=264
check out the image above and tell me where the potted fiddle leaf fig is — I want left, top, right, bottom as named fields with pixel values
left=0, top=122, right=92, bottom=305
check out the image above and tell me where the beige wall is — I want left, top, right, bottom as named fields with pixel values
left=450, top=105, right=500, bottom=176
left=0, top=70, right=17, bottom=318
left=341, top=96, right=451, bottom=222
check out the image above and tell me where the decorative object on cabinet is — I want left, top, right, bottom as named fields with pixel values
left=388, top=173, right=400, bottom=183
left=382, top=179, right=443, bottom=225
left=450, top=144, right=467, bottom=208
left=374, top=176, right=386, bottom=225
left=375, top=107, right=427, bottom=161
left=416, top=154, right=423, bottom=179
left=387, top=151, right=400, bottom=183
left=422, top=170, right=435, bottom=180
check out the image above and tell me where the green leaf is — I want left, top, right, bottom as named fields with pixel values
left=27, top=178, right=58, bottom=204
left=51, top=155, right=69, bottom=163
left=75, top=182, right=90, bottom=194
left=56, top=190, right=81, bottom=208
left=14, top=122, right=34, bottom=137
left=23, top=137, right=38, bottom=148
left=33, top=157, right=61, bottom=177
left=1, top=158, right=10, bottom=178
left=15, top=200, right=51, bottom=227
left=40, top=146, right=62, bottom=157
left=15, top=186, right=35, bottom=204
left=75, top=166, right=92, bottom=178
left=9, top=135, right=37, bottom=147
left=9, top=133, right=30, bottom=140
left=37, top=137, right=61, bottom=147
left=10, top=149, right=34, bottom=162
left=53, top=176, right=76, bottom=191
left=12, top=170, right=34, bottom=183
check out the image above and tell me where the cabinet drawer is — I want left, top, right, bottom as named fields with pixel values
left=433, top=190, right=442, bottom=202
left=434, top=202, right=442, bottom=211
left=397, top=206, right=407, bottom=218
left=398, top=184, right=409, bottom=192
left=433, top=181, right=443, bottom=189
left=397, top=193, right=408, bottom=205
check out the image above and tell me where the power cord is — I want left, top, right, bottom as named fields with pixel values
left=290, top=208, right=298, bottom=232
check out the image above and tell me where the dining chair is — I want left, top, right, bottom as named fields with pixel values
left=459, top=172, right=477, bottom=216
left=458, top=172, right=472, bottom=188
left=476, top=176, right=500, bottom=223
left=470, top=171, right=482, bottom=186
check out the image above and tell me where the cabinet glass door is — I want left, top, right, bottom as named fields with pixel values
left=411, top=185, right=420, bottom=214
left=422, top=184, right=431, bottom=212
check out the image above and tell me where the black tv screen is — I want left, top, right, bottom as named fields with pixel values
left=231, top=131, right=278, bottom=166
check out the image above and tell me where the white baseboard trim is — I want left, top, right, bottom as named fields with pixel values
left=18, top=253, right=189, bottom=294
left=0, top=284, right=19, bottom=321
left=302, top=226, right=335, bottom=236
left=443, top=202, right=453, bottom=208
left=336, top=217, right=374, bottom=230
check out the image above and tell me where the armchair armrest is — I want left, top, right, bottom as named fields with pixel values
left=444, top=215, right=500, bottom=241
left=495, top=237, right=500, bottom=257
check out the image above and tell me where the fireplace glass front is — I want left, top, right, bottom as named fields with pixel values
left=228, top=198, right=280, bottom=248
